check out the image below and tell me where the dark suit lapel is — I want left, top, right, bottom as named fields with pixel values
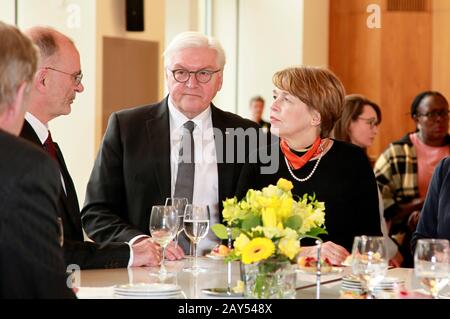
left=54, top=142, right=83, bottom=239
left=211, top=105, right=234, bottom=221
left=20, top=120, right=42, bottom=146
left=145, top=98, right=171, bottom=200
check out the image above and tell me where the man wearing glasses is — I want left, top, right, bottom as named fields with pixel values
left=20, top=27, right=161, bottom=269
left=374, top=91, right=450, bottom=267
left=81, top=31, right=259, bottom=256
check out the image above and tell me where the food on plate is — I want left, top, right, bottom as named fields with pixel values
left=297, top=256, right=333, bottom=273
left=343, top=252, right=383, bottom=266
left=210, top=244, right=231, bottom=257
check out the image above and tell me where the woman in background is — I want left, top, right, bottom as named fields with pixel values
left=237, top=67, right=382, bottom=265
left=333, top=94, right=402, bottom=267
left=374, top=91, right=450, bottom=267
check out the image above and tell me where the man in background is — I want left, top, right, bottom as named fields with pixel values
left=21, top=26, right=162, bottom=269
left=249, top=95, right=270, bottom=133
left=0, top=21, right=74, bottom=298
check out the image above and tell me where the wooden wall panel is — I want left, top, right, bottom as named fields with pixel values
left=329, top=0, right=432, bottom=160
left=432, top=0, right=450, bottom=104
left=102, top=37, right=159, bottom=136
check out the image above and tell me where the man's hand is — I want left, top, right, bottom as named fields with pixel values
left=165, top=241, right=185, bottom=260
left=131, top=238, right=162, bottom=267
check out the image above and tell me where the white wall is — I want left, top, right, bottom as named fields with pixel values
left=18, top=0, right=96, bottom=206
left=0, top=0, right=16, bottom=24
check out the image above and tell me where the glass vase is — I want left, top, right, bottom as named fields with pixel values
left=241, top=258, right=296, bottom=299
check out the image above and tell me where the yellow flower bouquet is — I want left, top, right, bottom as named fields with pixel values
left=212, top=178, right=327, bottom=298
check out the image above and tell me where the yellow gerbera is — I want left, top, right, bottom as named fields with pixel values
left=241, top=238, right=275, bottom=264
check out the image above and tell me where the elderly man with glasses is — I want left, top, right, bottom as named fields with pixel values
left=374, top=90, right=450, bottom=267
left=81, top=31, right=259, bottom=258
left=20, top=26, right=161, bottom=270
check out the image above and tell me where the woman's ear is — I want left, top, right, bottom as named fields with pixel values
left=311, top=110, right=321, bottom=127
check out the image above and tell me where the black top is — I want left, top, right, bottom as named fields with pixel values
left=237, top=139, right=382, bottom=252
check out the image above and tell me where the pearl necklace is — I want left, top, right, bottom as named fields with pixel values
left=284, top=144, right=324, bottom=182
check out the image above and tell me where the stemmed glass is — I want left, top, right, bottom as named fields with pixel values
left=165, top=197, right=188, bottom=249
left=351, top=236, right=388, bottom=299
left=183, top=204, right=210, bottom=273
left=414, top=238, right=450, bottom=298
left=149, top=205, right=179, bottom=276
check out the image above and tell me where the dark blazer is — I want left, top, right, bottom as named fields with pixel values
left=81, top=97, right=259, bottom=244
left=20, top=120, right=130, bottom=269
left=0, top=129, right=74, bottom=298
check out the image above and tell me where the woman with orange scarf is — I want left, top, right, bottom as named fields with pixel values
left=237, top=66, right=381, bottom=265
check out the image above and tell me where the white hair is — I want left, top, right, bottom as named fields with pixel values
left=163, top=31, right=226, bottom=69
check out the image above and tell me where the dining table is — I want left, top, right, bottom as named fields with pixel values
left=74, top=256, right=447, bottom=299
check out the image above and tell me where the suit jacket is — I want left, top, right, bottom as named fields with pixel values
left=0, top=129, right=74, bottom=298
left=20, top=121, right=130, bottom=269
left=81, top=97, right=259, bottom=244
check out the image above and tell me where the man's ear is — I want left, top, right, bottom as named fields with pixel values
left=35, top=69, right=47, bottom=91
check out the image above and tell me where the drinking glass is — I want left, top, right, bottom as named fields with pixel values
left=183, top=204, right=210, bottom=273
left=165, top=197, right=188, bottom=249
left=351, top=236, right=388, bottom=298
left=414, top=238, right=450, bottom=298
left=149, top=205, right=179, bottom=276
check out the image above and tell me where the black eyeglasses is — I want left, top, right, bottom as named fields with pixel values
left=169, top=68, right=220, bottom=83
left=44, top=67, right=83, bottom=86
left=357, top=116, right=379, bottom=128
left=416, top=110, right=449, bottom=120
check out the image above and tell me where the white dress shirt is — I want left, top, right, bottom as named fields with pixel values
left=168, top=97, right=221, bottom=255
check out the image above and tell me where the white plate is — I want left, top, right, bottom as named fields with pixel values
left=205, top=253, right=225, bottom=260
left=296, top=266, right=344, bottom=275
left=113, top=283, right=181, bottom=295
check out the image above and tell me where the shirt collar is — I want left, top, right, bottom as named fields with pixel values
left=24, top=112, right=49, bottom=144
left=167, top=96, right=211, bottom=132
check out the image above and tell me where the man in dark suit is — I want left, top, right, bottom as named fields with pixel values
left=81, top=31, right=259, bottom=256
left=20, top=26, right=162, bottom=269
left=0, top=21, right=74, bottom=298
left=249, top=95, right=271, bottom=133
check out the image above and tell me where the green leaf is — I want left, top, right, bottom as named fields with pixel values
left=231, top=228, right=240, bottom=239
left=241, top=214, right=261, bottom=231
left=299, top=227, right=328, bottom=242
left=211, top=224, right=229, bottom=240
left=284, top=215, right=303, bottom=230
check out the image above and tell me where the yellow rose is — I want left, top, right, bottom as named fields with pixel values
left=278, top=237, right=300, bottom=260
left=277, top=178, right=293, bottom=192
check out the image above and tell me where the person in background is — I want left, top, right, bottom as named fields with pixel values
left=249, top=95, right=271, bottom=133
left=333, top=94, right=402, bottom=267
left=81, top=31, right=258, bottom=256
left=21, top=26, right=162, bottom=269
left=411, top=156, right=450, bottom=252
left=237, top=66, right=382, bottom=265
left=374, top=91, right=450, bottom=267
left=0, top=21, right=74, bottom=298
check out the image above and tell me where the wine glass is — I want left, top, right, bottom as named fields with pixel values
left=183, top=204, right=210, bottom=273
left=165, top=197, right=188, bottom=249
left=149, top=205, right=179, bottom=276
left=351, top=236, right=388, bottom=299
left=414, top=238, right=450, bottom=298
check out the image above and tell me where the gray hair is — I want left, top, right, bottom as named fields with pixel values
left=163, top=31, right=226, bottom=69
